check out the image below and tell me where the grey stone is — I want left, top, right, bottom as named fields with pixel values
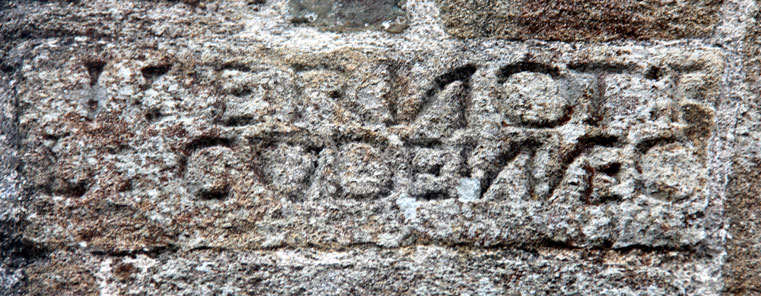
left=288, top=0, right=408, bottom=33
left=724, top=3, right=761, bottom=294
left=0, top=0, right=755, bottom=295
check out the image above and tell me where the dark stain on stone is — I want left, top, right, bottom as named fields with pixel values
left=54, top=179, right=89, bottom=198
left=568, top=62, right=635, bottom=75
left=223, top=115, right=256, bottom=127
left=582, top=163, right=594, bottom=205
left=433, top=64, right=478, bottom=89
left=498, top=62, right=560, bottom=82
left=635, top=136, right=677, bottom=155
left=681, top=103, right=714, bottom=153
left=84, top=60, right=106, bottom=87
left=141, top=64, right=171, bottom=84
left=288, top=0, right=408, bottom=33
left=197, top=184, right=231, bottom=200
left=113, top=262, right=135, bottom=282
left=185, top=135, right=233, bottom=152
left=144, top=108, right=165, bottom=123
left=219, top=63, right=256, bottom=73
left=598, top=162, right=620, bottom=176
left=645, top=66, right=663, bottom=80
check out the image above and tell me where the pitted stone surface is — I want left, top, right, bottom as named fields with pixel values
left=288, top=0, right=408, bottom=33
left=0, top=0, right=753, bottom=295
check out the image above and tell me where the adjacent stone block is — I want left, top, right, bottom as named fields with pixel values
left=436, top=0, right=723, bottom=41
left=724, top=8, right=761, bottom=294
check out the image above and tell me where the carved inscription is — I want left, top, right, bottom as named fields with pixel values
left=192, top=57, right=714, bottom=207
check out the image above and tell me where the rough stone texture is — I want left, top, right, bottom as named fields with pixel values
left=0, top=0, right=757, bottom=295
left=20, top=247, right=720, bottom=295
left=288, top=0, right=408, bottom=33
left=724, top=3, right=761, bottom=294
left=436, top=0, right=724, bottom=41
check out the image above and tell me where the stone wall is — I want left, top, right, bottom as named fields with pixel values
left=0, top=0, right=758, bottom=295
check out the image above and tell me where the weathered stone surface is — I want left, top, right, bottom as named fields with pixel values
left=10, top=39, right=724, bottom=252
left=436, top=0, right=723, bottom=41
left=724, top=6, right=761, bottom=295
left=25, top=247, right=717, bottom=295
left=288, top=0, right=408, bottom=33
left=0, top=0, right=755, bottom=295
